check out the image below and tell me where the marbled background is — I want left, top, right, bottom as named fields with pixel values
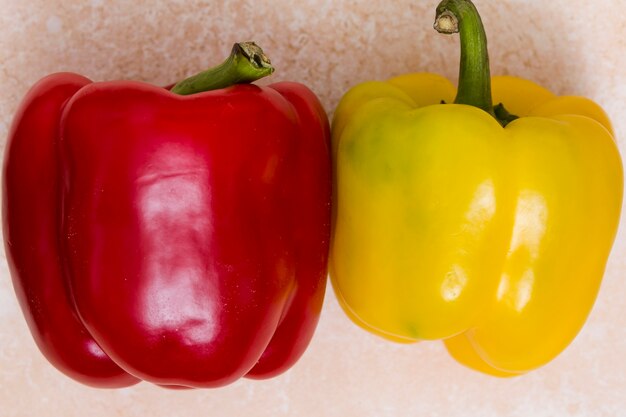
left=1, top=0, right=625, bottom=416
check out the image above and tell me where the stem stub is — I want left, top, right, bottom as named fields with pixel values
left=434, top=0, right=517, bottom=126
left=171, top=42, right=274, bottom=96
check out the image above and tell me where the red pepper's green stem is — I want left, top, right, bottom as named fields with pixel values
left=171, top=42, right=274, bottom=95
left=434, top=0, right=497, bottom=119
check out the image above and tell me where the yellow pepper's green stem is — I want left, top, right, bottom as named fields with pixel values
left=171, top=42, right=274, bottom=95
left=435, top=0, right=508, bottom=123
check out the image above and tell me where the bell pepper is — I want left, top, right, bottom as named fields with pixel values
left=3, top=42, right=331, bottom=388
left=330, top=0, right=622, bottom=376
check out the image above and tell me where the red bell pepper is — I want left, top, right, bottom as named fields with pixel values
left=3, top=42, right=331, bottom=388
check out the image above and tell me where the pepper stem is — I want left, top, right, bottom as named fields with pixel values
left=170, top=42, right=274, bottom=95
left=434, top=0, right=499, bottom=120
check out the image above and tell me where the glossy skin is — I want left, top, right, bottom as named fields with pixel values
left=3, top=73, right=331, bottom=388
left=331, top=74, right=622, bottom=376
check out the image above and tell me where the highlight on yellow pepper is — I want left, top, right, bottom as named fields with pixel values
left=330, top=0, right=623, bottom=376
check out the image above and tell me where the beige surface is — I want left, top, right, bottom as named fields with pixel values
left=1, top=0, right=626, bottom=416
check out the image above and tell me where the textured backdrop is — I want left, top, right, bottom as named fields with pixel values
left=1, top=0, right=625, bottom=416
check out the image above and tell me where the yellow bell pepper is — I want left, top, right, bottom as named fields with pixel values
left=330, top=0, right=622, bottom=376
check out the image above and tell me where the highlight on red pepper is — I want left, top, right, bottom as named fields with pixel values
left=3, top=42, right=331, bottom=388
left=330, top=0, right=623, bottom=376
